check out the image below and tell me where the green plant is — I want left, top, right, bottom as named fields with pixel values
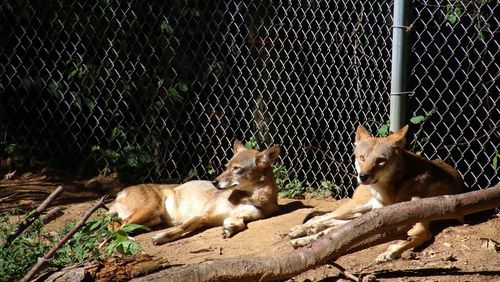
left=409, top=108, right=437, bottom=152
left=205, top=164, right=216, bottom=176
left=106, top=223, right=149, bottom=256
left=272, top=163, right=307, bottom=198
left=377, top=120, right=390, bottom=137
left=444, top=2, right=491, bottom=41
left=0, top=210, right=48, bottom=281
left=0, top=139, right=31, bottom=170
left=272, top=163, right=288, bottom=191
left=279, top=179, right=306, bottom=199
left=318, top=180, right=341, bottom=195
left=0, top=210, right=147, bottom=281
left=244, top=137, right=258, bottom=150
left=91, top=127, right=153, bottom=179
left=303, top=180, right=340, bottom=199
left=182, top=168, right=198, bottom=183
left=492, top=150, right=499, bottom=170
left=374, top=109, right=437, bottom=153
left=445, top=3, right=462, bottom=25
left=243, top=139, right=306, bottom=198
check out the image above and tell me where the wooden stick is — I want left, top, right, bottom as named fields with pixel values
left=24, top=207, right=65, bottom=233
left=0, top=192, right=18, bottom=203
left=41, top=207, right=64, bottom=224
left=20, top=195, right=107, bottom=282
left=330, top=261, right=359, bottom=281
left=3, top=186, right=64, bottom=247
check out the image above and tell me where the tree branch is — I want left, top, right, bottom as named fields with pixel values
left=20, top=195, right=108, bottom=282
left=3, top=186, right=64, bottom=248
left=131, top=186, right=500, bottom=282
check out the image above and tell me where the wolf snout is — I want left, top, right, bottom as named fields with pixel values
left=359, top=173, right=370, bottom=182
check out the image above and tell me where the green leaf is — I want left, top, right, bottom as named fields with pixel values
left=410, top=115, right=426, bottom=124
left=377, top=123, right=390, bottom=137
left=479, top=31, right=485, bottom=40
left=167, top=87, right=183, bottom=101
left=445, top=4, right=462, bottom=25
left=245, top=137, right=258, bottom=149
left=126, top=155, right=138, bottom=168
left=138, top=153, right=153, bottom=164
left=119, top=223, right=150, bottom=234
left=22, top=77, right=33, bottom=88
left=111, top=126, right=125, bottom=141
left=156, top=78, right=164, bottom=89
left=493, top=151, right=499, bottom=170
left=104, top=149, right=120, bottom=161
left=68, top=91, right=81, bottom=108
left=48, top=81, right=63, bottom=99
left=192, top=8, right=200, bottom=17
left=182, top=168, right=198, bottom=182
left=83, top=97, right=96, bottom=110
left=160, top=20, right=174, bottom=36
left=177, top=82, right=188, bottom=92
left=69, top=68, right=78, bottom=78
left=88, top=220, right=102, bottom=232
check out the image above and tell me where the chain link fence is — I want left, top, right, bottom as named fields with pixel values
left=1, top=0, right=498, bottom=197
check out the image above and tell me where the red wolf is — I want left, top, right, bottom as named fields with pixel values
left=289, top=125, right=463, bottom=262
left=109, top=141, right=281, bottom=245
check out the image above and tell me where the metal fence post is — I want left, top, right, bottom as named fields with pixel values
left=389, top=0, right=410, bottom=133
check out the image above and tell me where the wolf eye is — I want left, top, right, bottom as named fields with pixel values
left=232, top=166, right=242, bottom=171
left=359, top=155, right=365, bottom=161
left=376, top=158, right=387, bottom=166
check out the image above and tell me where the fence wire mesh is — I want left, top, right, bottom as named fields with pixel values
left=0, top=0, right=498, bottom=197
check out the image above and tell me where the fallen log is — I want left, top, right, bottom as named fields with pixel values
left=131, top=186, right=500, bottom=282
left=42, top=254, right=169, bottom=282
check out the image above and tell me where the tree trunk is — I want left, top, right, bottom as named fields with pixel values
left=131, top=186, right=500, bottom=282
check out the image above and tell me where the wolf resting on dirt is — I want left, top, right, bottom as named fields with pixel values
left=109, top=141, right=281, bottom=245
left=289, top=124, right=463, bottom=262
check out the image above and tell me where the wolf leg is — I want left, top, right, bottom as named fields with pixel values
left=375, top=221, right=432, bottom=262
left=152, top=216, right=208, bottom=245
left=222, top=205, right=264, bottom=238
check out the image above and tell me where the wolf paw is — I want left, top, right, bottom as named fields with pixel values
left=222, top=225, right=236, bottom=239
left=288, top=225, right=307, bottom=239
left=375, top=251, right=399, bottom=263
left=152, top=232, right=175, bottom=245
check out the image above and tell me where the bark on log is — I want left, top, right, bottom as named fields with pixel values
left=43, top=254, right=169, bottom=282
left=132, top=186, right=500, bottom=282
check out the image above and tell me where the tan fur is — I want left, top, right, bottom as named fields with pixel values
left=289, top=124, right=463, bottom=262
left=109, top=141, right=280, bottom=245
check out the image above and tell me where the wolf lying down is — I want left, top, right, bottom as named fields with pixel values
left=288, top=124, right=464, bottom=262
left=109, top=141, right=280, bottom=245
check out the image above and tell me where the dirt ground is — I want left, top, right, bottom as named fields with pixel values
left=2, top=176, right=499, bottom=281
left=44, top=197, right=500, bottom=281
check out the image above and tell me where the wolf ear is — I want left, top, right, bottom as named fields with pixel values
left=256, top=145, right=281, bottom=168
left=233, top=140, right=246, bottom=153
left=355, top=124, right=371, bottom=144
left=389, top=125, right=409, bottom=146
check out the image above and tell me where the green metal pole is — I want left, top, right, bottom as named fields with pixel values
left=389, top=0, right=410, bottom=133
